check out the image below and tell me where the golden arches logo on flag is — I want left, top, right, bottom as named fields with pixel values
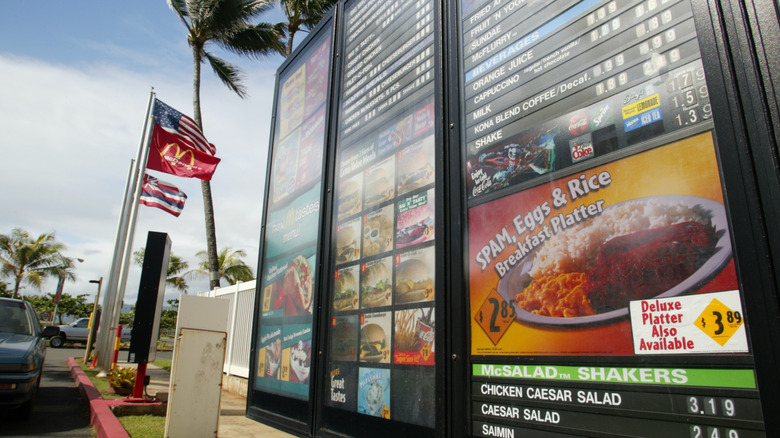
left=160, top=142, right=197, bottom=167
left=147, top=124, right=220, bottom=180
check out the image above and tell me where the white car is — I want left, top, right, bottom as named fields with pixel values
left=49, top=317, right=131, bottom=348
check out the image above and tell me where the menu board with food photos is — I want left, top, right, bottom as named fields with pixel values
left=460, top=0, right=766, bottom=436
left=324, top=0, right=439, bottom=429
left=254, top=29, right=332, bottom=401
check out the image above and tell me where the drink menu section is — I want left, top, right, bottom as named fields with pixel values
left=254, top=30, right=332, bottom=401
left=324, top=0, right=438, bottom=429
left=460, top=0, right=714, bottom=200
left=471, top=364, right=764, bottom=437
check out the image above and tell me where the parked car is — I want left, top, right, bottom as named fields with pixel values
left=0, top=297, right=59, bottom=419
left=48, top=317, right=131, bottom=348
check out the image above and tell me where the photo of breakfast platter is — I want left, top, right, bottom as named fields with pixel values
left=496, top=196, right=732, bottom=327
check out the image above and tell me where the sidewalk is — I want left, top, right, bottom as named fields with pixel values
left=70, top=357, right=296, bottom=438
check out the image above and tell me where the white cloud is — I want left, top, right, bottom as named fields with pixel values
left=0, top=53, right=278, bottom=305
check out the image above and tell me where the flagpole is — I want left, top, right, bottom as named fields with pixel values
left=96, top=90, right=155, bottom=371
left=96, top=159, right=135, bottom=361
left=112, top=105, right=155, bottom=338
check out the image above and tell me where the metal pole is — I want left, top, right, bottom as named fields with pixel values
left=112, top=108, right=156, bottom=345
left=97, top=90, right=155, bottom=370
left=84, top=277, right=103, bottom=363
left=96, top=159, right=137, bottom=370
left=51, top=276, right=64, bottom=325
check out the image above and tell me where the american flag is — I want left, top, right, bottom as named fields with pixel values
left=139, top=174, right=188, bottom=217
left=153, top=99, right=216, bottom=155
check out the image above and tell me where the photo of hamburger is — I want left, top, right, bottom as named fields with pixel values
left=331, top=317, right=358, bottom=362
left=364, top=160, right=395, bottom=208
left=360, top=258, right=392, bottom=309
left=333, top=266, right=359, bottom=311
left=395, top=256, right=434, bottom=304
left=360, top=323, right=389, bottom=363
left=397, top=138, right=435, bottom=195
left=335, top=221, right=360, bottom=265
left=337, top=176, right=362, bottom=220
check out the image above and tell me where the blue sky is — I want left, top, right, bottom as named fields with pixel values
left=0, top=1, right=293, bottom=305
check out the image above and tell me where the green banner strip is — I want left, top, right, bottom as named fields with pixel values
left=472, top=364, right=756, bottom=389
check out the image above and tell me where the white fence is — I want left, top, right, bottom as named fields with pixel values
left=197, top=281, right=256, bottom=379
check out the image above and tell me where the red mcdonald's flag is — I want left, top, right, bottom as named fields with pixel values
left=147, top=124, right=220, bottom=180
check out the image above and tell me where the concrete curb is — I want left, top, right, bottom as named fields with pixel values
left=68, top=357, right=167, bottom=438
left=68, top=357, right=131, bottom=438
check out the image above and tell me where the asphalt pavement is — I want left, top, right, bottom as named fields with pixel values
left=0, top=347, right=92, bottom=437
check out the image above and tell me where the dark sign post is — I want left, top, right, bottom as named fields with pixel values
left=246, top=0, right=780, bottom=436
left=128, top=231, right=171, bottom=399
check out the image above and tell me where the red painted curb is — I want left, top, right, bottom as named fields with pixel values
left=68, top=357, right=131, bottom=438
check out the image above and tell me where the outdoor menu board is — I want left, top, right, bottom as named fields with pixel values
left=324, top=0, right=438, bottom=428
left=460, top=0, right=767, bottom=436
left=254, top=30, right=332, bottom=401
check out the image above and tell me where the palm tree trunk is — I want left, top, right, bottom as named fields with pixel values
left=286, top=31, right=295, bottom=57
left=12, top=276, right=21, bottom=299
left=192, top=44, right=221, bottom=290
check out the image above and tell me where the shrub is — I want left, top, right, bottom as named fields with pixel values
left=109, top=366, right=136, bottom=394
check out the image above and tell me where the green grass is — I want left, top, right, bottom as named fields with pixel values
left=151, top=360, right=171, bottom=371
left=77, top=362, right=167, bottom=437
left=118, top=415, right=165, bottom=438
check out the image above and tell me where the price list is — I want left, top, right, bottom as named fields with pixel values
left=339, top=0, right=435, bottom=145
left=471, top=364, right=766, bottom=437
left=459, top=0, right=716, bottom=200
left=324, top=0, right=439, bottom=429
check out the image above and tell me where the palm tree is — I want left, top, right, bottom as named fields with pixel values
left=132, top=248, right=190, bottom=293
left=280, top=0, right=338, bottom=56
left=167, top=0, right=284, bottom=290
left=0, top=228, right=77, bottom=299
left=194, top=247, right=254, bottom=286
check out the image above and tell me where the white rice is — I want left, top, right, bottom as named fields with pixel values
left=529, top=199, right=710, bottom=278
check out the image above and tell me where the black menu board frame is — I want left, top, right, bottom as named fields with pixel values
left=450, top=0, right=778, bottom=436
left=247, top=12, right=337, bottom=435
left=314, top=0, right=447, bottom=436
left=246, top=0, right=780, bottom=436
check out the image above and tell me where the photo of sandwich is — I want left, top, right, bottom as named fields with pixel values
left=337, top=173, right=363, bottom=220
left=397, top=136, right=435, bottom=195
left=362, top=205, right=394, bottom=258
left=360, top=257, right=392, bottom=309
left=335, top=219, right=361, bottom=265
left=282, top=255, right=314, bottom=315
left=395, top=246, right=435, bottom=304
left=331, top=315, right=359, bottom=362
left=266, top=254, right=315, bottom=317
left=334, top=265, right=359, bottom=312
left=364, top=158, right=395, bottom=209
left=359, top=312, right=391, bottom=363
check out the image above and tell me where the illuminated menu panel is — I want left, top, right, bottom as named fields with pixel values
left=461, top=0, right=713, bottom=199
left=254, top=30, right=332, bottom=401
left=325, top=0, right=438, bottom=428
left=459, top=0, right=766, bottom=435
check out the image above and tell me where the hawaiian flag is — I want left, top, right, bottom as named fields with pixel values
left=139, top=175, right=188, bottom=217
